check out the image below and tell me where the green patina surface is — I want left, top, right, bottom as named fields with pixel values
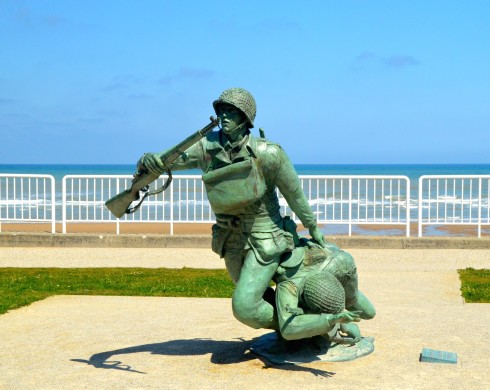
left=134, top=88, right=325, bottom=332
left=420, top=347, right=458, bottom=364
left=102, top=88, right=488, bottom=362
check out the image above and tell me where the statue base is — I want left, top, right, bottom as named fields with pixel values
left=250, top=332, right=375, bottom=365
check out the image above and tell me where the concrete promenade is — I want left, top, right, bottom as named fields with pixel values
left=0, top=233, right=489, bottom=389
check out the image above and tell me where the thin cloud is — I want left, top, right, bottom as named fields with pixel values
left=159, top=67, right=215, bottom=85
left=384, top=55, right=419, bottom=68
left=353, top=51, right=419, bottom=71
left=355, top=51, right=378, bottom=62
left=13, top=6, right=31, bottom=25
left=0, top=98, right=15, bottom=104
left=103, top=74, right=144, bottom=92
left=41, top=15, right=66, bottom=27
left=12, top=6, right=66, bottom=28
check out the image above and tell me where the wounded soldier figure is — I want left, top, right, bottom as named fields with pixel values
left=272, top=222, right=376, bottom=343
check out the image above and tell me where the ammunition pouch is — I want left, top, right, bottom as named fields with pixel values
left=202, top=158, right=266, bottom=214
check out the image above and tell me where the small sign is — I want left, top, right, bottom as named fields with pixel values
left=420, top=348, right=457, bottom=364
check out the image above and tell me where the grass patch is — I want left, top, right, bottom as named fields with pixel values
left=0, top=268, right=234, bottom=315
left=4, top=267, right=486, bottom=315
left=458, top=268, right=490, bottom=303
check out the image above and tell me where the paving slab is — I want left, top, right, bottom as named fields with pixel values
left=1, top=246, right=489, bottom=389
left=1, top=262, right=489, bottom=389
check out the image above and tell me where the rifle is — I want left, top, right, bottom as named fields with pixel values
left=105, top=116, right=219, bottom=218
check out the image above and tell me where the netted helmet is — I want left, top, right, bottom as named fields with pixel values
left=302, top=272, right=345, bottom=314
left=213, top=87, right=256, bottom=128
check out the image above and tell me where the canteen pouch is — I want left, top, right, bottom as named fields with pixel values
left=202, top=158, right=266, bottom=214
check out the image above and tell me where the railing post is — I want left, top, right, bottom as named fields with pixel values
left=348, top=178, right=352, bottom=236
left=50, top=175, right=56, bottom=233
left=418, top=177, right=423, bottom=237
left=170, top=178, right=174, bottom=235
left=405, top=177, right=410, bottom=237
left=62, top=176, right=67, bottom=234
left=478, top=178, right=482, bottom=238
left=116, top=179, right=120, bottom=235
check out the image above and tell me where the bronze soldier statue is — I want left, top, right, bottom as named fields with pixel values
left=139, top=87, right=325, bottom=330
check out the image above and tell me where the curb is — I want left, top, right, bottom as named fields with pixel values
left=2, top=232, right=490, bottom=249
left=0, top=232, right=211, bottom=248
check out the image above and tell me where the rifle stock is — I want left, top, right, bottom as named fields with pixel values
left=105, top=116, right=219, bottom=218
left=105, top=171, right=160, bottom=218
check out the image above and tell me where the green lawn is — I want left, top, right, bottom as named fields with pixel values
left=0, top=268, right=234, bottom=315
left=458, top=268, right=490, bottom=303
left=0, top=267, right=488, bottom=316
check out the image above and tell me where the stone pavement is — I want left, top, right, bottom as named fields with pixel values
left=0, top=245, right=489, bottom=389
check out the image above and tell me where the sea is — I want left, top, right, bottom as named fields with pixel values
left=2, top=163, right=490, bottom=183
left=1, top=163, right=490, bottom=236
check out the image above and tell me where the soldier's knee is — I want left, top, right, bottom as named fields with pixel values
left=362, top=306, right=376, bottom=320
left=349, top=291, right=376, bottom=320
left=346, top=300, right=376, bottom=320
left=232, top=297, right=262, bottom=329
left=279, top=328, right=301, bottom=341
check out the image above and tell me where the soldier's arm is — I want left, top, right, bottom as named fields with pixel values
left=276, top=281, right=339, bottom=340
left=273, top=146, right=325, bottom=245
left=140, top=139, right=207, bottom=174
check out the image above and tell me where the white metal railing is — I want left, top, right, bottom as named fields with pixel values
left=0, top=174, right=56, bottom=233
left=62, top=175, right=214, bottom=234
left=10, top=173, right=490, bottom=238
left=418, top=175, right=490, bottom=237
left=60, top=174, right=411, bottom=236
left=281, top=176, right=411, bottom=236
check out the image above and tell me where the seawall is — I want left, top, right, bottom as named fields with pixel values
left=2, top=232, right=490, bottom=249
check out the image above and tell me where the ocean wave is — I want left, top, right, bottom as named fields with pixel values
left=3, top=196, right=488, bottom=212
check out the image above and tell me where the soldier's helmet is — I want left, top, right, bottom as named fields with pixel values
left=302, top=271, right=345, bottom=314
left=213, top=87, right=256, bottom=128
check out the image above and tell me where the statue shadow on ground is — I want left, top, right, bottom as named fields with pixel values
left=71, top=337, right=335, bottom=378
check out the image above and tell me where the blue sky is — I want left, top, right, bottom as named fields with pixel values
left=1, top=1, right=489, bottom=164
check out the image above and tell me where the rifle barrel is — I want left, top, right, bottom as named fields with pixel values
left=160, top=116, right=219, bottom=167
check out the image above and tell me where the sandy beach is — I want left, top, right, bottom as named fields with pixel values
left=2, top=221, right=489, bottom=237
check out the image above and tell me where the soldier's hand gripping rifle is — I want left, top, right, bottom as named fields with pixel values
left=105, top=116, right=219, bottom=218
